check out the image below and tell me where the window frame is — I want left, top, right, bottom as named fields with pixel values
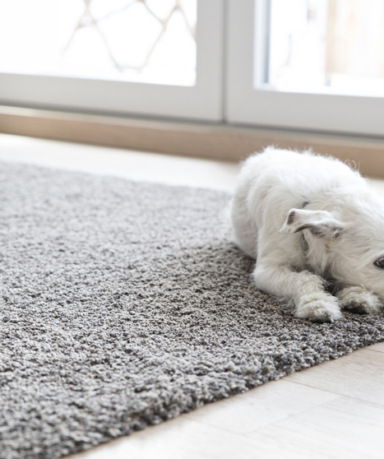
left=226, top=0, right=384, bottom=137
left=0, top=0, right=224, bottom=122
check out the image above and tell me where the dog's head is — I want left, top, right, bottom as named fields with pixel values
left=281, top=201, right=384, bottom=299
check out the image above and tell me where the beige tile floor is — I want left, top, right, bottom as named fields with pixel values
left=1, top=133, right=384, bottom=459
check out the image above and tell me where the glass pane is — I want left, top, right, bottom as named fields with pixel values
left=0, top=0, right=197, bottom=86
left=262, top=0, right=384, bottom=96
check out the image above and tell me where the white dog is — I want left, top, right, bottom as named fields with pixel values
left=231, top=148, right=384, bottom=322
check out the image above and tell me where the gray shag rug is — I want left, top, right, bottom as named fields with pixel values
left=1, top=161, right=384, bottom=459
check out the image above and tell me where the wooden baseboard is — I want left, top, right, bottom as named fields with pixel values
left=1, top=105, right=384, bottom=177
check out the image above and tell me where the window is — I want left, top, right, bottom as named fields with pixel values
left=1, top=0, right=197, bottom=86
left=1, top=0, right=384, bottom=136
left=266, top=0, right=384, bottom=96
left=227, top=0, right=384, bottom=136
left=0, top=0, right=224, bottom=120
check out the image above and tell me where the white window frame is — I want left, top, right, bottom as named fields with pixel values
left=226, top=0, right=384, bottom=137
left=0, top=0, right=224, bottom=122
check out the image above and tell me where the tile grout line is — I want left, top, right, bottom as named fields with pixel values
left=243, top=393, right=343, bottom=437
left=185, top=379, right=341, bottom=437
left=283, top=378, right=384, bottom=409
left=244, top=390, right=384, bottom=439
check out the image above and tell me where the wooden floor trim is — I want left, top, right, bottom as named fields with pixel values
left=1, top=105, right=384, bottom=177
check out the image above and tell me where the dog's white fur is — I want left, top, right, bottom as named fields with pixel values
left=231, top=148, right=384, bottom=322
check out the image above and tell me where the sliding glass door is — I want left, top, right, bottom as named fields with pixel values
left=0, top=0, right=224, bottom=120
left=226, top=0, right=384, bottom=136
left=2, top=0, right=384, bottom=136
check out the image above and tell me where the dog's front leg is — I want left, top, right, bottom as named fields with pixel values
left=254, top=263, right=342, bottom=322
left=336, top=286, right=382, bottom=315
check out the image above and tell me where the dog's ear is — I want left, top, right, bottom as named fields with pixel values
left=280, top=208, right=345, bottom=238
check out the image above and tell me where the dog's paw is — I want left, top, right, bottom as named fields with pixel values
left=296, top=294, right=342, bottom=323
left=338, top=287, right=382, bottom=315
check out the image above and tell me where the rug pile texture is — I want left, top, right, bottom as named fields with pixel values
left=1, top=162, right=384, bottom=458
